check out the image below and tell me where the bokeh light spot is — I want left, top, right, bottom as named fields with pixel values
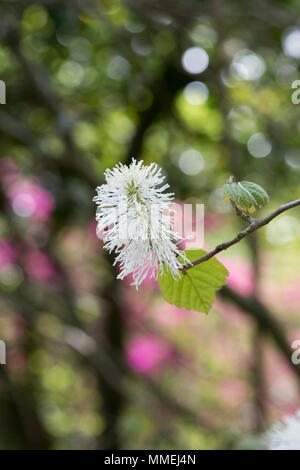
left=179, top=149, right=205, bottom=175
left=181, top=47, right=209, bottom=74
left=282, top=27, right=300, bottom=59
left=231, top=49, right=265, bottom=81
left=247, top=133, right=272, bottom=158
left=107, top=55, right=131, bottom=80
left=266, top=216, right=300, bottom=245
left=183, top=81, right=209, bottom=105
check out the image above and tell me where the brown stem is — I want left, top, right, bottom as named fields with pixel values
left=182, top=198, right=300, bottom=273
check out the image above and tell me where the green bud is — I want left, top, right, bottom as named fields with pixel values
left=224, top=180, right=269, bottom=214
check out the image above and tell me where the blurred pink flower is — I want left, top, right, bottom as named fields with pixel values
left=219, top=379, right=247, bottom=407
left=222, top=257, right=254, bottom=295
left=121, top=291, right=148, bottom=324
left=126, top=335, right=172, bottom=375
left=283, top=281, right=300, bottom=310
left=289, top=328, right=300, bottom=343
left=123, top=271, right=159, bottom=290
left=216, top=299, right=251, bottom=329
left=7, top=181, right=55, bottom=221
left=154, top=302, right=192, bottom=326
left=264, top=347, right=300, bottom=408
left=204, top=212, right=224, bottom=232
left=0, top=239, right=17, bottom=266
left=25, top=251, right=56, bottom=281
left=87, top=220, right=101, bottom=244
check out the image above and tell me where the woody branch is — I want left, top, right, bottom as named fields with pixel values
left=182, top=198, right=300, bottom=274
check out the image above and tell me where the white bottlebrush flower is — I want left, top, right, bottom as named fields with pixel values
left=266, top=410, right=300, bottom=450
left=93, top=158, right=189, bottom=288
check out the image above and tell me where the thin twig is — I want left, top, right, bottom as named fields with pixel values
left=182, top=198, right=300, bottom=273
left=230, top=200, right=253, bottom=223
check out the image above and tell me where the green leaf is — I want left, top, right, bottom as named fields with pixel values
left=224, top=180, right=269, bottom=214
left=158, top=249, right=229, bottom=314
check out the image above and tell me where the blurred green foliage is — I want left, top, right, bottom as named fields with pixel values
left=0, top=0, right=300, bottom=450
